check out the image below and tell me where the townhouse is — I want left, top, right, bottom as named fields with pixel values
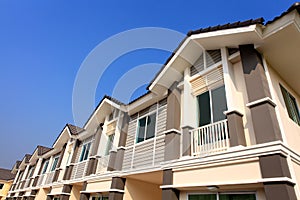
left=0, top=168, right=15, bottom=200
left=6, top=2, right=300, bottom=200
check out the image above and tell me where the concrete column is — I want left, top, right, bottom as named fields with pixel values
left=225, top=111, right=246, bottom=146
left=53, top=143, right=67, bottom=182
left=259, top=153, right=297, bottom=200
left=114, top=112, right=129, bottom=171
left=108, top=177, right=126, bottom=200
left=239, top=44, right=282, bottom=144
left=182, top=126, right=193, bottom=156
left=63, top=140, right=80, bottom=180
left=165, top=82, right=181, bottom=161
left=161, top=169, right=179, bottom=200
left=79, top=182, right=89, bottom=200
left=86, top=125, right=103, bottom=176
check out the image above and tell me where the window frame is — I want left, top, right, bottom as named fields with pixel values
left=280, top=84, right=300, bottom=126
left=196, top=85, right=228, bottom=127
left=79, top=141, right=92, bottom=162
left=105, top=133, right=115, bottom=156
left=187, top=192, right=257, bottom=200
left=50, top=155, right=60, bottom=172
left=42, top=160, right=49, bottom=174
left=136, top=111, right=157, bottom=144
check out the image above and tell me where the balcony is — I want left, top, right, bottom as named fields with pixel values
left=24, top=178, right=31, bottom=188
left=70, top=160, right=89, bottom=180
left=191, top=119, right=229, bottom=157
left=96, top=155, right=110, bottom=174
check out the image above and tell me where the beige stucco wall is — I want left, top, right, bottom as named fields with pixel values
left=0, top=180, right=12, bottom=200
left=34, top=188, right=49, bottom=200
left=268, top=66, right=300, bottom=154
left=173, top=159, right=262, bottom=186
left=85, top=180, right=111, bottom=192
left=123, top=178, right=161, bottom=200
left=291, top=160, right=300, bottom=196
left=69, top=184, right=81, bottom=200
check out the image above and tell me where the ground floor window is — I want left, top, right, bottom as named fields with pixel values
left=188, top=193, right=256, bottom=200
left=91, top=195, right=108, bottom=200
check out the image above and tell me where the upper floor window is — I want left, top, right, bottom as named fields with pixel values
left=105, top=134, right=115, bottom=156
left=190, top=49, right=222, bottom=76
left=50, top=156, right=60, bottom=171
left=197, top=85, right=227, bottom=126
left=79, top=142, right=91, bottom=162
left=28, top=166, right=35, bottom=178
left=42, top=160, right=49, bottom=174
left=280, top=85, right=300, bottom=126
left=91, top=196, right=108, bottom=200
left=0, top=183, right=4, bottom=189
left=136, top=112, right=156, bottom=143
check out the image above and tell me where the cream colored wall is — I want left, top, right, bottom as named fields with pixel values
left=291, top=160, right=300, bottom=196
left=0, top=180, right=12, bottom=200
left=86, top=180, right=111, bottom=192
left=123, top=178, right=161, bottom=200
left=69, top=185, right=81, bottom=200
left=35, top=188, right=49, bottom=200
left=173, top=159, right=262, bottom=186
left=268, top=66, right=300, bottom=153
left=231, top=61, right=256, bottom=146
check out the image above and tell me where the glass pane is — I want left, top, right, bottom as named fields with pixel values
left=189, top=194, right=217, bottom=200
left=137, top=117, right=146, bottom=143
left=84, top=143, right=91, bottom=160
left=212, top=85, right=227, bottom=122
left=42, top=161, right=49, bottom=174
left=79, top=144, right=86, bottom=162
left=289, top=95, right=300, bottom=125
left=51, top=157, right=59, bottom=171
left=146, top=113, right=156, bottom=139
left=219, top=193, right=256, bottom=200
left=105, top=134, right=115, bottom=155
left=198, top=91, right=211, bottom=126
left=102, top=197, right=109, bottom=200
left=280, top=85, right=300, bottom=125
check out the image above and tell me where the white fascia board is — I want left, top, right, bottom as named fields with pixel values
left=148, top=37, right=192, bottom=91
left=190, top=24, right=262, bottom=40
left=53, top=126, right=71, bottom=149
left=263, top=10, right=300, bottom=39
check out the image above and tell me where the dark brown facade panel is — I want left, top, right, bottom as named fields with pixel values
left=79, top=182, right=89, bottom=200
left=62, top=184, right=73, bottom=194
left=109, top=177, right=126, bottom=200
left=118, top=112, right=129, bottom=147
left=166, top=82, right=181, bottom=131
left=239, top=44, right=271, bottom=102
left=259, top=154, right=291, bottom=178
left=226, top=111, right=246, bottom=146
left=264, top=182, right=297, bottom=200
left=107, top=151, right=117, bottom=171
left=162, top=188, right=180, bottom=200
left=108, top=192, right=124, bottom=200
left=60, top=194, right=70, bottom=200
left=163, top=169, right=173, bottom=185
left=182, top=126, right=192, bottom=156
left=164, top=131, right=180, bottom=161
left=251, top=103, right=282, bottom=143
left=114, top=149, right=125, bottom=171
left=86, top=158, right=96, bottom=176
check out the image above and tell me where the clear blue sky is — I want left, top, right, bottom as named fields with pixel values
left=0, top=0, right=296, bottom=169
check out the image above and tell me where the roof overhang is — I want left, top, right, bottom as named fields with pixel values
left=52, top=126, right=72, bottom=150
left=148, top=24, right=264, bottom=94
left=258, top=9, right=300, bottom=95
left=84, top=97, right=125, bottom=131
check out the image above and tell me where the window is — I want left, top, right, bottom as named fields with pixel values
left=53, top=197, right=60, bottom=200
left=51, top=156, right=60, bottom=171
left=188, top=193, right=256, bottom=200
left=79, top=142, right=91, bottom=162
left=280, top=85, right=300, bottom=126
left=105, top=134, right=115, bottom=156
left=42, top=160, right=49, bottom=174
left=197, top=85, right=227, bottom=126
left=91, top=196, right=108, bottom=200
left=136, top=112, right=156, bottom=143
left=0, top=183, right=4, bottom=189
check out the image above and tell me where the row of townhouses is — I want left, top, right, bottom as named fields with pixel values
left=6, top=3, right=300, bottom=200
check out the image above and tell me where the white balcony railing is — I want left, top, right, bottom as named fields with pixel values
left=191, top=119, right=229, bottom=157
left=44, top=171, right=55, bottom=185
left=24, top=178, right=31, bottom=188
left=70, top=160, right=89, bottom=180
left=96, top=155, right=110, bottom=174
left=37, top=174, right=45, bottom=186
